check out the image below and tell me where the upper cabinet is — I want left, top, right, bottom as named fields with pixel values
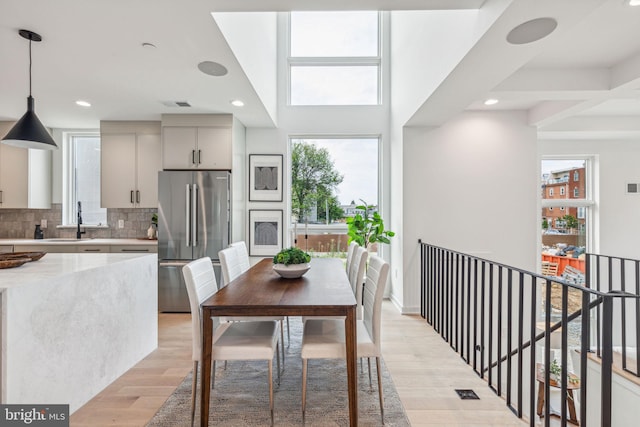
left=100, top=121, right=161, bottom=208
left=0, top=122, right=52, bottom=209
left=161, top=114, right=233, bottom=170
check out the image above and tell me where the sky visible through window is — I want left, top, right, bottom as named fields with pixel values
left=301, top=138, right=378, bottom=206
left=289, top=11, right=379, bottom=106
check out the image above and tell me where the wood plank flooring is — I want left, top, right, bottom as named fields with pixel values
left=70, top=302, right=527, bottom=426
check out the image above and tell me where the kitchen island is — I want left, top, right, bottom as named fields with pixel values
left=0, top=252, right=157, bottom=413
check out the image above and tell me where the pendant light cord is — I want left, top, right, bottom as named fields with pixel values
left=28, top=37, right=32, bottom=97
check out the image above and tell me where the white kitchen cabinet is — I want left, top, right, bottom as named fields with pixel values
left=0, top=122, right=52, bottom=209
left=100, top=121, right=161, bottom=208
left=162, top=126, right=232, bottom=170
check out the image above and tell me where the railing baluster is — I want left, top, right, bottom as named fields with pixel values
left=544, top=278, right=552, bottom=427
left=517, top=272, right=524, bottom=418
left=497, top=266, right=503, bottom=397
left=621, top=258, right=627, bottom=371
left=488, top=264, right=494, bottom=388
left=601, top=296, right=613, bottom=427
left=561, top=284, right=569, bottom=427
left=507, top=269, right=513, bottom=409
left=481, top=261, right=486, bottom=378
left=529, top=275, right=537, bottom=426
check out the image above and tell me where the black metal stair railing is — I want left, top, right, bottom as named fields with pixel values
left=419, top=240, right=640, bottom=427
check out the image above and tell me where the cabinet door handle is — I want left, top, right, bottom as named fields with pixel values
left=198, top=149, right=201, bottom=164
left=0, top=190, right=2, bottom=204
left=136, top=190, right=140, bottom=204
left=192, top=150, right=196, bottom=165
left=83, top=249, right=101, bottom=252
left=130, top=190, right=134, bottom=204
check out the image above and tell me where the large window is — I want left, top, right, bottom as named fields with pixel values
left=63, top=132, right=106, bottom=225
left=541, top=158, right=593, bottom=283
left=290, top=137, right=379, bottom=253
left=288, top=11, right=380, bottom=106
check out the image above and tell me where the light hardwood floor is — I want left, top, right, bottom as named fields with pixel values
left=70, top=301, right=527, bottom=426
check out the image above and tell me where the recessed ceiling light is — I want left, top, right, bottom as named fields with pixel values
left=629, top=0, right=640, bottom=6
left=484, top=99, right=499, bottom=106
left=506, top=17, right=558, bottom=45
left=198, top=61, right=228, bottom=77
left=230, top=99, right=244, bottom=107
left=76, top=100, right=91, bottom=107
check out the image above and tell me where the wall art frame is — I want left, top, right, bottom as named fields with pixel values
left=248, top=209, right=283, bottom=256
left=249, top=154, right=283, bottom=202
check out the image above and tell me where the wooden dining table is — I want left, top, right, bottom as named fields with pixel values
left=199, top=257, right=359, bottom=426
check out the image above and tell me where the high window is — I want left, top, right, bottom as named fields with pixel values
left=63, top=132, right=106, bottom=225
left=288, top=11, right=380, bottom=106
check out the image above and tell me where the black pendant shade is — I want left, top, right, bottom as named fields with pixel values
left=1, top=29, right=58, bottom=150
left=3, top=96, right=57, bottom=149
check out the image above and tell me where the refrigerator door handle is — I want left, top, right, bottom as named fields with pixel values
left=192, top=183, right=198, bottom=246
left=185, top=184, right=191, bottom=247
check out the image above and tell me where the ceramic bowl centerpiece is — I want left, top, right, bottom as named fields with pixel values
left=273, top=247, right=311, bottom=279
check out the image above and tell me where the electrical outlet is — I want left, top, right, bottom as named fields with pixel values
left=118, top=219, right=125, bottom=229
left=40, top=219, right=47, bottom=229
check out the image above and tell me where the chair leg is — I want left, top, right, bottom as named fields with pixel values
left=368, top=357, right=373, bottom=388
left=268, top=359, right=274, bottom=426
left=302, top=358, right=308, bottom=416
left=191, top=360, right=198, bottom=427
left=279, top=320, right=285, bottom=370
left=286, top=316, right=290, bottom=345
left=375, top=357, right=385, bottom=424
left=211, top=361, right=216, bottom=389
left=276, top=341, right=281, bottom=386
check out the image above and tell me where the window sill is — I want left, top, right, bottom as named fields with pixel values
left=57, top=225, right=110, bottom=230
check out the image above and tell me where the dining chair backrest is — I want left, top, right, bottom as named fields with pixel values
left=229, top=241, right=251, bottom=272
left=345, top=241, right=359, bottom=273
left=182, top=257, right=220, bottom=362
left=348, top=246, right=368, bottom=311
left=219, top=243, right=249, bottom=287
left=361, top=255, right=390, bottom=348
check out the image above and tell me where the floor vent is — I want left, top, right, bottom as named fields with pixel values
left=455, top=389, right=480, bottom=400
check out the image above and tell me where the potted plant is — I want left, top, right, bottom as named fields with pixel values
left=346, top=200, right=395, bottom=249
left=273, top=247, right=311, bottom=278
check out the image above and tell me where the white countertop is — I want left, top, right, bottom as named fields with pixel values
left=0, top=252, right=156, bottom=289
left=0, top=238, right=157, bottom=246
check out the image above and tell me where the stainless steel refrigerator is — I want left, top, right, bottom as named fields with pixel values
left=157, top=170, right=230, bottom=312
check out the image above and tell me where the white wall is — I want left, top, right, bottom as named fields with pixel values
left=539, top=138, right=640, bottom=260
left=402, top=111, right=538, bottom=312
left=388, top=7, right=507, bottom=311
left=213, top=12, right=278, bottom=125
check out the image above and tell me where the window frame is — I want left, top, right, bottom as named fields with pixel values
left=62, top=131, right=107, bottom=226
left=287, top=11, right=382, bottom=106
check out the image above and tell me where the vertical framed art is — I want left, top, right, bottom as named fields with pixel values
left=249, top=210, right=283, bottom=256
left=249, top=154, right=283, bottom=202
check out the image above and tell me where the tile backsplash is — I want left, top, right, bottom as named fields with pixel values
left=0, top=204, right=157, bottom=239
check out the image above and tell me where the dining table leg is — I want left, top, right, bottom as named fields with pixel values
left=345, top=305, right=358, bottom=427
left=200, top=311, right=213, bottom=426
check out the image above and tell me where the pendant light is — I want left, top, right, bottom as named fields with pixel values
left=2, top=29, right=57, bottom=150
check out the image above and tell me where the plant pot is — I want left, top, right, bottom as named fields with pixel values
left=273, top=263, right=311, bottom=279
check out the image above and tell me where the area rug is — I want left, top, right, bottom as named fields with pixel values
left=147, top=317, right=410, bottom=426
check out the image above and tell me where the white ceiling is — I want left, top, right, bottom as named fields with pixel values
left=1, top=0, right=640, bottom=138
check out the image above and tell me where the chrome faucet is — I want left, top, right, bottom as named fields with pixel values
left=77, top=201, right=86, bottom=239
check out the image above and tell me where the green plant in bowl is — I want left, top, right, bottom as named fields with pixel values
left=273, top=247, right=311, bottom=266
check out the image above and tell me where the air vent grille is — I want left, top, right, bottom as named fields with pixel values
left=627, top=183, right=640, bottom=194
left=175, top=101, right=191, bottom=107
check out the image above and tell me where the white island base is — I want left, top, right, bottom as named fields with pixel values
left=0, top=253, right=158, bottom=413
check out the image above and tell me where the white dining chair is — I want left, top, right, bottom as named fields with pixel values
left=348, top=246, right=368, bottom=319
left=301, top=255, right=389, bottom=422
left=182, top=257, right=280, bottom=426
left=219, top=244, right=287, bottom=366
left=345, top=241, right=359, bottom=273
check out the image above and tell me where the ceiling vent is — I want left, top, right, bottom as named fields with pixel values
left=162, top=101, right=191, bottom=108
left=626, top=183, right=640, bottom=194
